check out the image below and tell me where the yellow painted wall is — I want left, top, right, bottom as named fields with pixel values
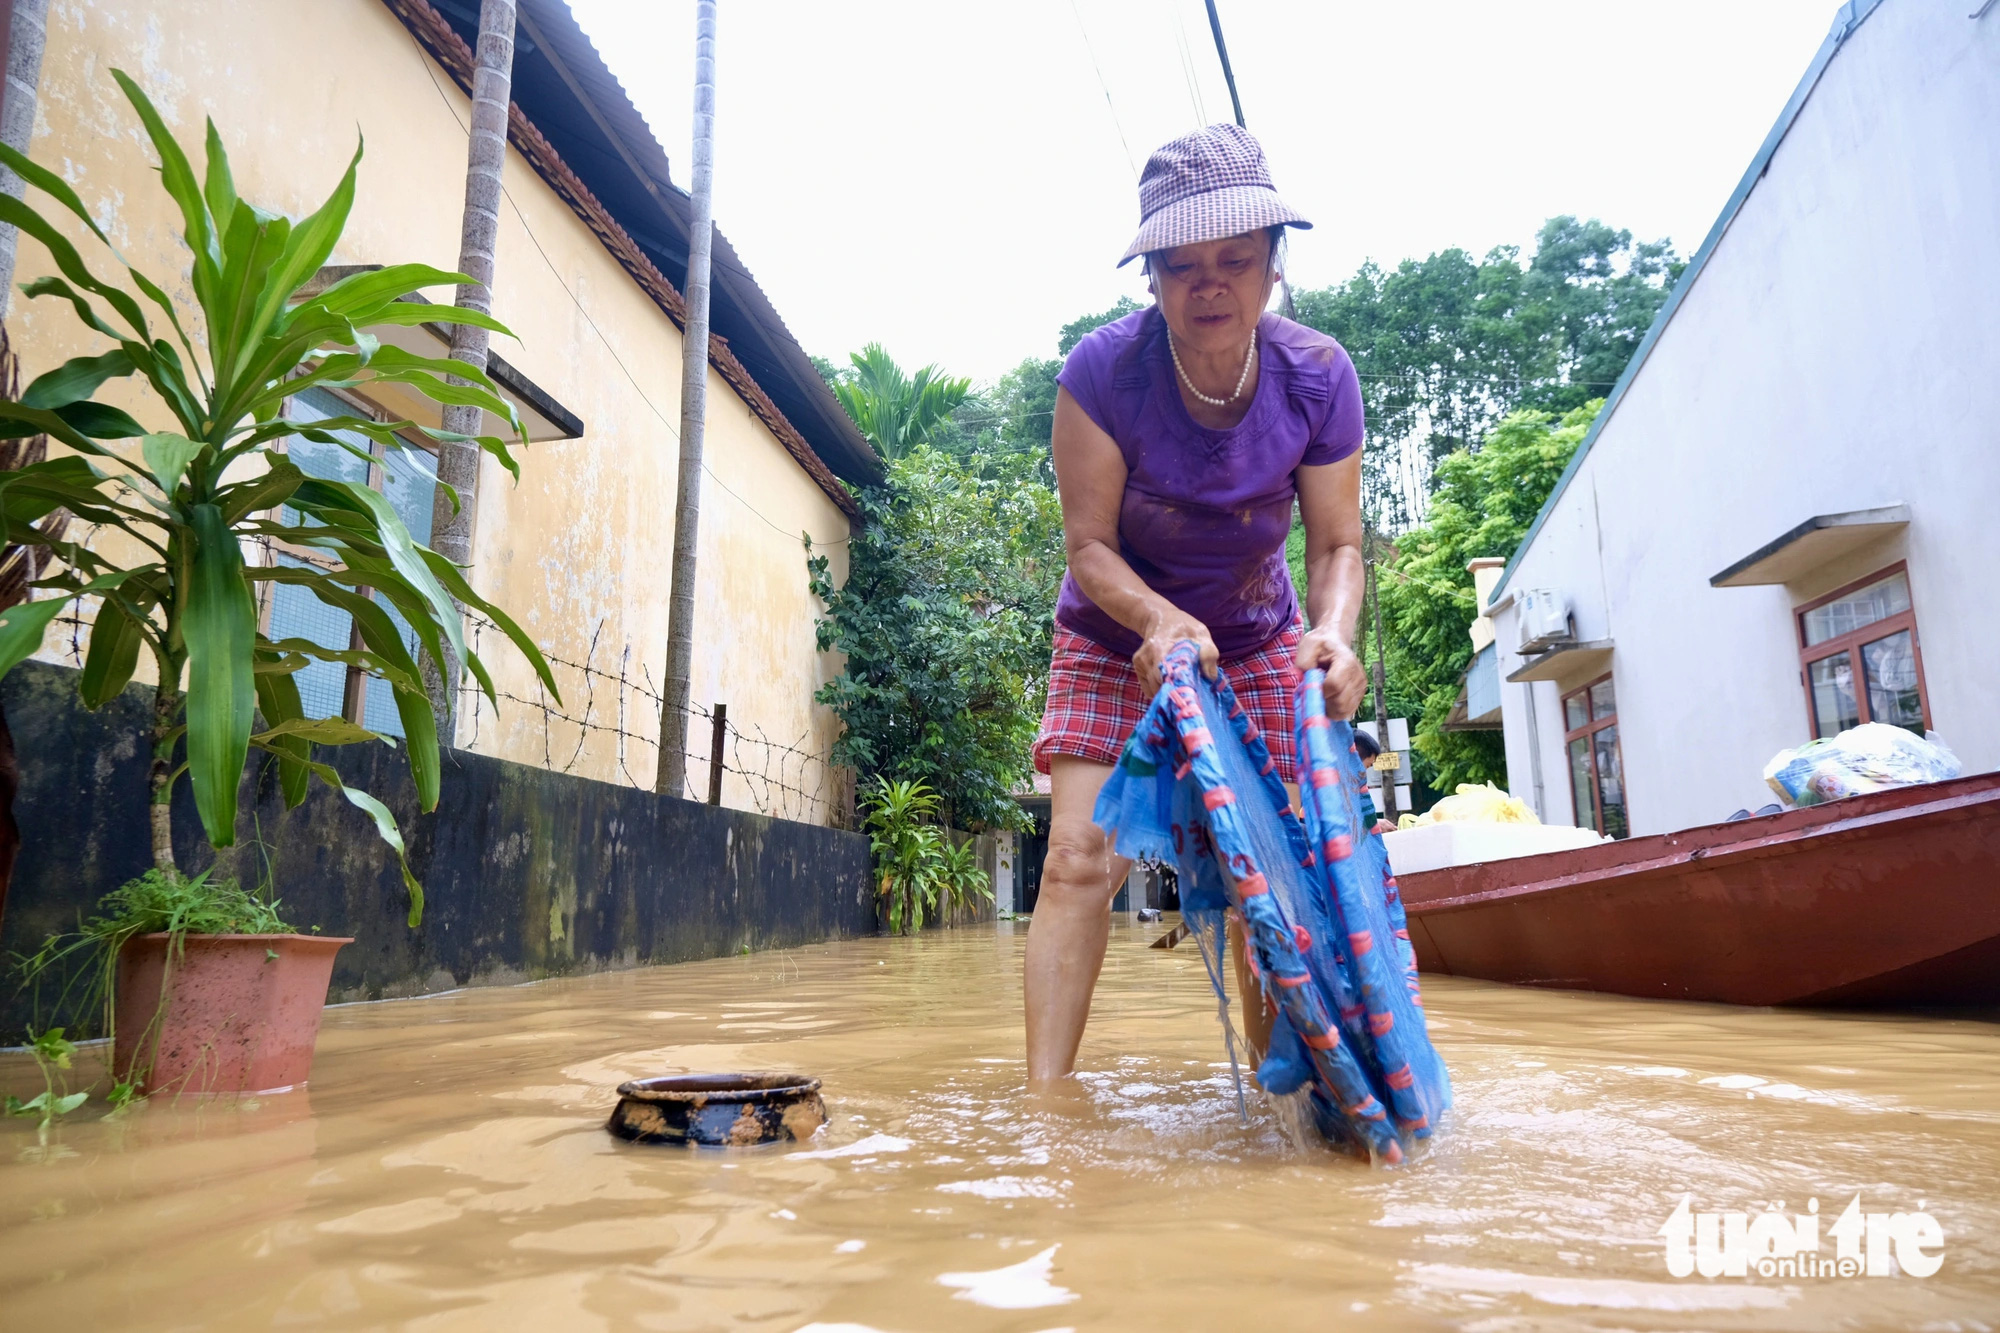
left=21, top=0, right=851, bottom=823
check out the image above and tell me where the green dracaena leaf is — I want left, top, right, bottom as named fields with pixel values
left=210, top=199, right=290, bottom=385
left=0, top=187, right=148, bottom=340
left=252, top=651, right=310, bottom=808
left=19, top=274, right=121, bottom=340
left=183, top=503, right=256, bottom=848
left=292, top=755, right=424, bottom=927
left=217, top=457, right=304, bottom=524
left=0, top=139, right=109, bottom=244
left=416, top=546, right=560, bottom=703
left=202, top=118, right=238, bottom=236
left=140, top=431, right=206, bottom=495
left=390, top=679, right=441, bottom=813
left=304, top=262, right=472, bottom=316
left=247, top=137, right=362, bottom=359
left=21, top=347, right=137, bottom=409
left=252, top=715, right=384, bottom=746
left=301, top=480, right=465, bottom=668
left=0, top=570, right=133, bottom=679
left=354, top=301, right=514, bottom=338
left=52, top=400, right=147, bottom=440
left=79, top=596, right=144, bottom=708
left=111, top=69, right=217, bottom=280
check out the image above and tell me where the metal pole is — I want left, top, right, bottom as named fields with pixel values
left=657, top=0, right=718, bottom=796
left=1201, top=0, right=1246, bottom=128
left=706, top=703, right=727, bottom=806
left=1367, top=529, right=1400, bottom=824
left=428, top=0, right=518, bottom=734
left=0, top=0, right=50, bottom=318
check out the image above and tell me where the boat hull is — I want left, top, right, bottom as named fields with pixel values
left=1398, top=772, right=2000, bottom=1008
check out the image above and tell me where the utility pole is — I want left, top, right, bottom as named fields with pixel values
left=0, top=0, right=50, bottom=317
left=657, top=0, right=717, bottom=797
left=428, top=0, right=518, bottom=733
left=1366, top=526, right=1400, bottom=825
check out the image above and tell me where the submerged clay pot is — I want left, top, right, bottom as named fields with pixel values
left=113, top=933, right=351, bottom=1096
left=608, top=1072, right=826, bottom=1146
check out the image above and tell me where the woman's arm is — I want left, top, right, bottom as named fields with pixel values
left=1051, top=386, right=1219, bottom=683
left=1293, top=452, right=1369, bottom=718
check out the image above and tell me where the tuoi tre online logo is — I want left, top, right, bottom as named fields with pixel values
left=1659, top=1194, right=1944, bottom=1279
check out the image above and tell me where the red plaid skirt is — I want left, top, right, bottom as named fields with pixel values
left=1033, top=620, right=1303, bottom=780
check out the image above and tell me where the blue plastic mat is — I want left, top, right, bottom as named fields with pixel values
left=1093, top=642, right=1451, bottom=1163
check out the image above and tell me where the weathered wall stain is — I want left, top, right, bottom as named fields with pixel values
left=2, top=662, right=874, bottom=1041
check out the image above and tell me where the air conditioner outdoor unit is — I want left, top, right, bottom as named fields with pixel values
left=1516, top=588, right=1571, bottom=652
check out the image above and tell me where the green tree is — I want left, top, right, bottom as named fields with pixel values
left=808, top=446, right=1063, bottom=831
left=1379, top=404, right=1597, bottom=792
left=832, top=343, right=970, bottom=461
left=1294, top=216, right=1678, bottom=527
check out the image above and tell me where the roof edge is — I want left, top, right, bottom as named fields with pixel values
left=1488, top=0, right=1887, bottom=604
left=380, top=0, right=862, bottom=520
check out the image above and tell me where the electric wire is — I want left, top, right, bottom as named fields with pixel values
left=407, top=30, right=849, bottom=547
left=1168, top=0, right=1211, bottom=126
left=1067, top=0, right=1140, bottom=183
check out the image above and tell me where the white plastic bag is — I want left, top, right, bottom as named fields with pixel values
left=1762, top=723, right=1962, bottom=808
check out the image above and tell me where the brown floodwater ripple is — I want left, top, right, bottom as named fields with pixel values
left=4, top=919, right=1997, bottom=1330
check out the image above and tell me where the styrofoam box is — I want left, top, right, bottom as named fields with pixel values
left=1380, top=821, right=1607, bottom=876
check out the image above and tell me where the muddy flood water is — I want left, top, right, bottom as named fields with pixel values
left=3, top=918, right=1998, bottom=1331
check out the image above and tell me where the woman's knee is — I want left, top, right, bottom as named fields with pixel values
left=1038, top=832, right=1118, bottom=907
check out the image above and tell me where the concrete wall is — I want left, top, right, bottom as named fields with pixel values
left=1495, top=0, right=2000, bottom=835
left=17, top=0, right=849, bottom=819
left=1, top=660, right=874, bottom=1043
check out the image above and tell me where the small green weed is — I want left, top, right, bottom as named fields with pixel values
left=5, top=1029, right=88, bottom=1143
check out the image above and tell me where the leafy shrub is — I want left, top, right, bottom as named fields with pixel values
left=860, top=776, right=991, bottom=935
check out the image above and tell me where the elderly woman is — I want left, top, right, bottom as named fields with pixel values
left=1025, top=124, right=1369, bottom=1083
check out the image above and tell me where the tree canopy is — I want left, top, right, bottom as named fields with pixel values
left=830, top=343, right=971, bottom=460
left=1294, top=216, right=1679, bottom=527
left=808, top=444, right=1062, bottom=831
left=1379, top=404, right=1598, bottom=792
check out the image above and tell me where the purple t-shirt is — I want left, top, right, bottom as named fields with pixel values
left=1054, top=307, right=1364, bottom=658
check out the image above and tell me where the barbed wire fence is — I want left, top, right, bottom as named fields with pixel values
left=43, top=578, right=842, bottom=827
left=452, top=612, right=838, bottom=825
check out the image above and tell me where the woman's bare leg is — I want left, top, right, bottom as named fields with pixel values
left=1024, top=757, right=1132, bottom=1084
left=1229, top=779, right=1299, bottom=1065
left=1227, top=914, right=1273, bottom=1064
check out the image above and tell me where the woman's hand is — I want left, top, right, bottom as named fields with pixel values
left=1295, top=624, right=1367, bottom=719
left=1133, top=607, right=1218, bottom=688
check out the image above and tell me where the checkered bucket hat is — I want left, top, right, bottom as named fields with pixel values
left=1119, top=123, right=1311, bottom=267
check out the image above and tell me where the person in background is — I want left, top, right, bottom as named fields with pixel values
left=1024, top=124, right=1369, bottom=1085
left=1353, top=730, right=1397, bottom=836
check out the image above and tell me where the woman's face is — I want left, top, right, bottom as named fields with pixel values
left=1151, top=231, right=1278, bottom=352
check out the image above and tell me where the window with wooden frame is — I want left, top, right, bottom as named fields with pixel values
left=1795, top=563, right=1928, bottom=740
left=1563, top=673, right=1627, bottom=839
left=259, top=386, right=438, bottom=738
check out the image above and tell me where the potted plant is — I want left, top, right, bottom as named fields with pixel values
left=0, top=73, right=556, bottom=1099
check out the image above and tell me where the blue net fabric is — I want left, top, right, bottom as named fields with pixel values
left=1092, top=641, right=1452, bottom=1163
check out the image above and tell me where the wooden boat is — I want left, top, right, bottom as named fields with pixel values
left=1397, top=771, right=2000, bottom=1007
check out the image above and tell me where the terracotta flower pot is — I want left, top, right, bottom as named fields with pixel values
left=113, top=933, right=351, bottom=1096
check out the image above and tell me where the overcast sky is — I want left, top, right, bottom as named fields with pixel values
left=568, top=1, right=1839, bottom=384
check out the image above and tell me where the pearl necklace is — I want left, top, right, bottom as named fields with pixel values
left=1169, top=329, right=1257, bottom=407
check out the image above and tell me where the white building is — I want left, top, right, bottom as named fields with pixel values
left=1482, top=0, right=2000, bottom=838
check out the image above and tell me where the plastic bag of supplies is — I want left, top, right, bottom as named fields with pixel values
left=1763, top=723, right=1962, bottom=808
